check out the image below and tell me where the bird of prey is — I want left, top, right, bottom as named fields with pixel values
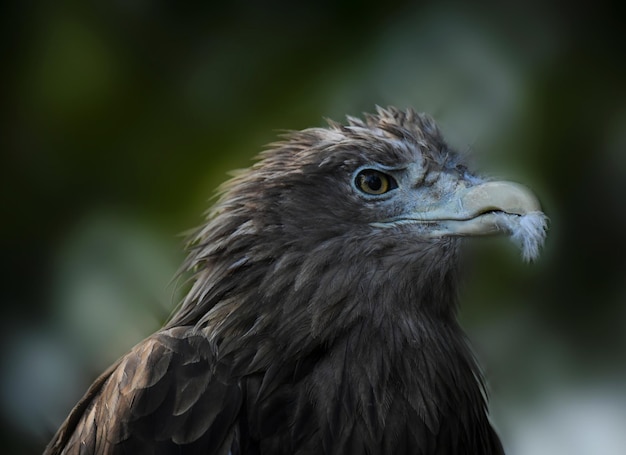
left=45, top=107, right=547, bottom=454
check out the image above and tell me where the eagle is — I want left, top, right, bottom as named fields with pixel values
left=45, top=107, right=547, bottom=454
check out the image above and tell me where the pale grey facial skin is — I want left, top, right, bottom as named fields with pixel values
left=362, top=163, right=548, bottom=262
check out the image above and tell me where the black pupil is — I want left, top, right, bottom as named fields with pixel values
left=363, top=172, right=382, bottom=191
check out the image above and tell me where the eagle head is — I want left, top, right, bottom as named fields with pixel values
left=174, top=106, right=547, bottom=344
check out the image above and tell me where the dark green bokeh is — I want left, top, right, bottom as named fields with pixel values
left=2, top=2, right=625, bottom=454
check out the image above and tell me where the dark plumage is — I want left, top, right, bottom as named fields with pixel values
left=45, top=107, right=547, bottom=454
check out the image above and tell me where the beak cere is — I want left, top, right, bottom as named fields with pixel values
left=433, top=181, right=542, bottom=236
left=457, top=181, right=542, bottom=217
left=426, top=181, right=548, bottom=261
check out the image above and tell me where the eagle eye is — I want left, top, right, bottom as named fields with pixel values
left=355, top=169, right=398, bottom=195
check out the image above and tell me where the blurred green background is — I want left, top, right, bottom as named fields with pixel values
left=2, top=1, right=625, bottom=454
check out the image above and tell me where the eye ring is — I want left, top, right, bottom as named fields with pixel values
left=355, top=169, right=398, bottom=195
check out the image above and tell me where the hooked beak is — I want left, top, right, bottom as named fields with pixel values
left=383, top=180, right=548, bottom=261
left=428, top=181, right=543, bottom=237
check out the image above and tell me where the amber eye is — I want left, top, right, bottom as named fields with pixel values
left=355, top=169, right=397, bottom=195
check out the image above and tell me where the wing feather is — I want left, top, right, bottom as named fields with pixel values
left=44, top=327, right=243, bottom=454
